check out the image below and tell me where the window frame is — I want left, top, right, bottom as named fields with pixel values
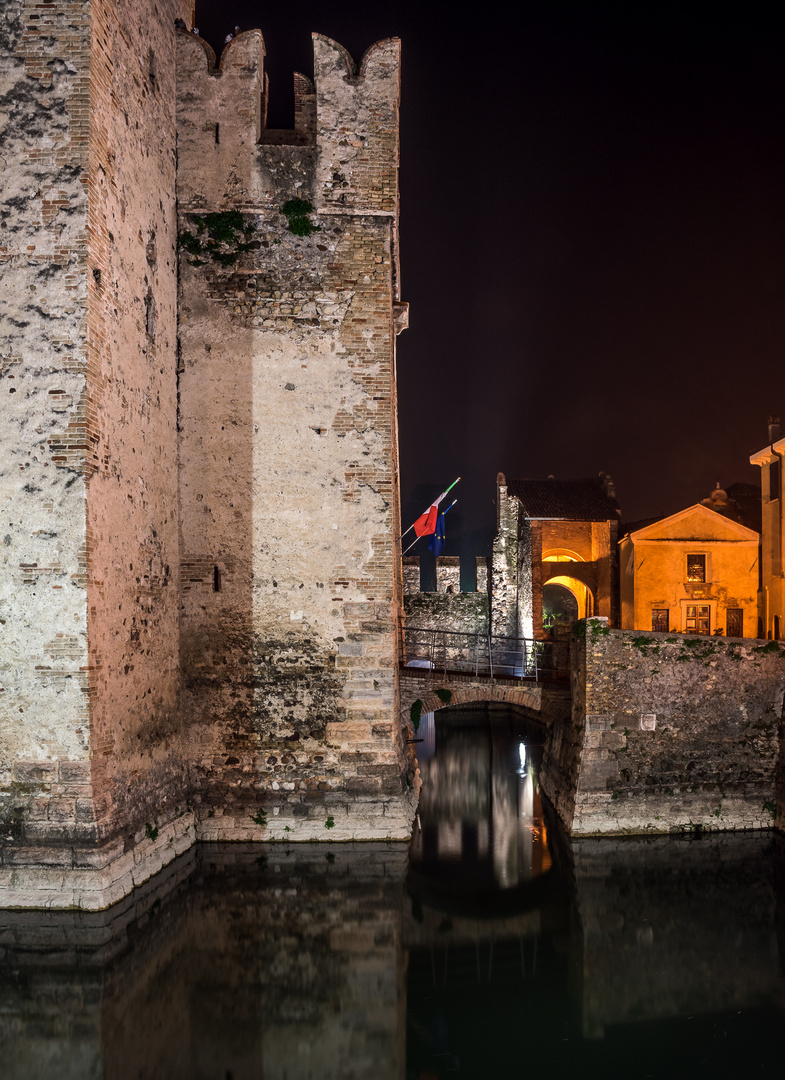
left=685, top=552, right=711, bottom=584
left=680, top=599, right=715, bottom=635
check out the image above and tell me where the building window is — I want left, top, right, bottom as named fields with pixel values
left=651, top=608, right=669, bottom=633
left=770, top=460, right=780, bottom=502
left=726, top=608, right=743, bottom=637
left=686, top=554, right=706, bottom=582
left=685, top=604, right=711, bottom=635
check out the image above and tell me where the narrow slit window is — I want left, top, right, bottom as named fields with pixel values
left=213, top=565, right=222, bottom=592
left=145, top=289, right=155, bottom=339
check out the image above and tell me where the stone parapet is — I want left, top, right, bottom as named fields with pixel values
left=542, top=619, right=783, bottom=836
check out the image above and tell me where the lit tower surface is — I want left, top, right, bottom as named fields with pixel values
left=0, top=3, right=412, bottom=910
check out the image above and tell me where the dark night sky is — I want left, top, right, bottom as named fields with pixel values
left=195, top=2, right=785, bottom=565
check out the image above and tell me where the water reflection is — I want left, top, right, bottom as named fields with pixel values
left=0, top=845, right=408, bottom=1080
left=410, top=707, right=551, bottom=903
left=405, top=705, right=785, bottom=1078
left=1, top=708, right=785, bottom=1079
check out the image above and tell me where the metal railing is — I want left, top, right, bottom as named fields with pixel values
left=400, top=626, right=568, bottom=682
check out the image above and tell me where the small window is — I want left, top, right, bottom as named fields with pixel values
left=651, top=608, right=669, bottom=633
left=685, top=604, right=711, bottom=635
left=726, top=608, right=743, bottom=637
left=774, top=615, right=781, bottom=641
left=686, top=554, right=706, bottom=583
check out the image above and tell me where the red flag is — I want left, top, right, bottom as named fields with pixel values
left=413, top=504, right=439, bottom=537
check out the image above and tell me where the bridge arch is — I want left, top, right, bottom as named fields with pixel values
left=413, top=683, right=550, bottom=718
left=399, top=671, right=572, bottom=733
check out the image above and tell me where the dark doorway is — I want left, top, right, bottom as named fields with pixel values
left=543, top=583, right=579, bottom=630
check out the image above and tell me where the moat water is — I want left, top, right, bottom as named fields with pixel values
left=2, top=705, right=785, bottom=1079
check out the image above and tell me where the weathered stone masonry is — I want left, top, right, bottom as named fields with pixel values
left=0, top=5, right=414, bottom=910
left=175, top=30, right=413, bottom=842
left=542, top=618, right=784, bottom=835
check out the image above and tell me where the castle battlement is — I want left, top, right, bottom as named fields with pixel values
left=175, top=29, right=400, bottom=222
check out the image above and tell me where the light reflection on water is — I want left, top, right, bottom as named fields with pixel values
left=409, top=708, right=551, bottom=895
left=1, top=706, right=785, bottom=1079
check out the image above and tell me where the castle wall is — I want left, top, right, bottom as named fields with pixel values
left=0, top=1, right=92, bottom=836
left=435, top=556, right=460, bottom=592
left=491, top=475, right=521, bottom=638
left=403, top=591, right=490, bottom=640
left=542, top=618, right=783, bottom=835
left=175, top=32, right=413, bottom=839
left=0, top=10, right=414, bottom=908
left=84, top=0, right=191, bottom=847
left=1, top=1, right=197, bottom=910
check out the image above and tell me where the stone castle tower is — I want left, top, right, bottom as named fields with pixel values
left=0, top=1, right=413, bottom=909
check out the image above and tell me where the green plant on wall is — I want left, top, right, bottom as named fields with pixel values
left=435, top=688, right=452, bottom=705
left=410, top=699, right=423, bottom=733
left=178, top=211, right=257, bottom=266
left=281, top=198, right=320, bottom=236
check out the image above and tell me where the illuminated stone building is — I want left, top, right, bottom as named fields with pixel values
left=618, top=495, right=759, bottom=636
left=0, top=3, right=413, bottom=909
left=492, top=473, right=620, bottom=640
left=750, top=419, right=785, bottom=638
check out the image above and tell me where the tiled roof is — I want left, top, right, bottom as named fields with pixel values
left=507, top=478, right=620, bottom=521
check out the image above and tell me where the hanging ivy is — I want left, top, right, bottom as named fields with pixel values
left=178, top=211, right=257, bottom=266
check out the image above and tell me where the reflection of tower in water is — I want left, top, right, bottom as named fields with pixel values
left=411, top=709, right=551, bottom=891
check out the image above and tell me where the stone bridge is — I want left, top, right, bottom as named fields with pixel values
left=399, top=668, right=571, bottom=729
left=401, top=619, right=785, bottom=838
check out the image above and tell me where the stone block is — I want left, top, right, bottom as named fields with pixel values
left=58, top=761, right=91, bottom=784
left=47, top=798, right=77, bottom=822
left=338, top=642, right=365, bottom=656
left=12, top=762, right=57, bottom=784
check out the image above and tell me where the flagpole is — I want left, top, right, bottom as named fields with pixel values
left=398, top=477, right=461, bottom=543
left=402, top=499, right=457, bottom=555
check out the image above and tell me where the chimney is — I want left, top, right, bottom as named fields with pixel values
left=769, top=416, right=781, bottom=443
